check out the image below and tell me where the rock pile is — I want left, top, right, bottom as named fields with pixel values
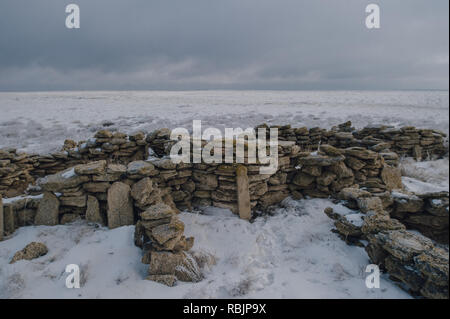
left=390, top=191, right=449, bottom=244
left=290, top=144, right=403, bottom=200
left=354, top=126, right=448, bottom=159
left=10, top=242, right=48, bottom=264
left=134, top=203, right=203, bottom=286
left=325, top=187, right=449, bottom=299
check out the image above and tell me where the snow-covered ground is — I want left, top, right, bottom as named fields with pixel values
left=400, top=158, right=449, bottom=194
left=0, top=198, right=411, bottom=299
left=0, top=90, right=448, bottom=299
left=0, top=90, right=448, bottom=154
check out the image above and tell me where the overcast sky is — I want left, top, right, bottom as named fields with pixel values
left=0, top=0, right=448, bottom=91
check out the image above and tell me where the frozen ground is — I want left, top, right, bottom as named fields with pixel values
left=0, top=90, right=448, bottom=299
left=0, top=90, right=448, bottom=154
left=400, top=158, right=449, bottom=194
left=0, top=198, right=411, bottom=299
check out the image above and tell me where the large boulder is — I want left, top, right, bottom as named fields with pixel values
left=107, top=182, right=134, bottom=229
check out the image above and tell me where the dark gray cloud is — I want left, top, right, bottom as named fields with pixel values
left=0, top=0, right=448, bottom=91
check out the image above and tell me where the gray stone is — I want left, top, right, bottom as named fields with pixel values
left=86, top=195, right=103, bottom=224
left=236, top=165, right=251, bottom=220
left=74, top=160, right=107, bottom=175
left=37, top=168, right=89, bottom=192
left=107, top=182, right=134, bottom=229
left=34, top=192, right=60, bottom=226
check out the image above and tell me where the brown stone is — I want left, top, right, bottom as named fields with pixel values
left=107, top=182, right=134, bottom=229
left=34, top=192, right=60, bottom=226
left=74, top=160, right=107, bottom=175
left=86, top=195, right=103, bottom=224
left=10, top=242, right=48, bottom=264
left=131, top=178, right=155, bottom=207
left=148, top=251, right=203, bottom=282
left=381, top=165, right=403, bottom=191
left=59, top=195, right=87, bottom=208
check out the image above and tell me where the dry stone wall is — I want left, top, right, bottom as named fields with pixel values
left=0, top=122, right=448, bottom=292
left=1, top=122, right=448, bottom=199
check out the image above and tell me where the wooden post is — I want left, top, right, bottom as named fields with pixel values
left=236, top=165, right=251, bottom=220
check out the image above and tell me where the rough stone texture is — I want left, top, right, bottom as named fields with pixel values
left=236, top=165, right=251, bottom=220
left=3, top=205, right=15, bottom=235
left=74, top=160, right=106, bottom=175
left=107, top=182, right=134, bottom=229
left=34, top=192, right=60, bottom=226
left=357, top=197, right=383, bottom=213
left=148, top=251, right=203, bottom=282
left=380, top=165, right=403, bottom=191
left=0, top=196, right=3, bottom=241
left=141, top=203, right=175, bottom=221
left=10, top=242, right=48, bottom=263
left=145, top=274, right=177, bottom=287
left=37, top=168, right=89, bottom=192
left=131, top=177, right=156, bottom=208
left=86, top=195, right=103, bottom=224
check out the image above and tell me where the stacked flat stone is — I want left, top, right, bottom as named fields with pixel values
left=366, top=228, right=449, bottom=299
left=354, top=125, right=448, bottom=159
left=324, top=188, right=449, bottom=299
left=134, top=203, right=200, bottom=286
left=146, top=128, right=175, bottom=157
left=390, top=191, right=449, bottom=244
left=0, top=149, right=35, bottom=198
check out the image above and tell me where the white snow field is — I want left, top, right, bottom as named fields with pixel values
left=0, top=198, right=411, bottom=299
left=0, top=90, right=448, bottom=299
left=0, top=90, right=448, bottom=154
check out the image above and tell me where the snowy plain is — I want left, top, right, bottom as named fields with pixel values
left=0, top=90, right=448, bottom=299
left=0, top=199, right=411, bottom=299
left=0, top=90, right=448, bottom=154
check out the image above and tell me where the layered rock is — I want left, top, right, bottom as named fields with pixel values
left=134, top=203, right=205, bottom=286
left=324, top=187, right=449, bottom=299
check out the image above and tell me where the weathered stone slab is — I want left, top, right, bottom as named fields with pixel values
left=107, top=182, right=134, bottom=229
left=236, top=165, right=251, bottom=220
left=34, top=192, right=60, bottom=226
left=86, top=195, right=103, bottom=224
left=74, top=160, right=106, bottom=175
